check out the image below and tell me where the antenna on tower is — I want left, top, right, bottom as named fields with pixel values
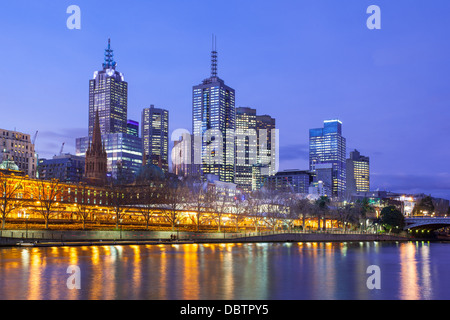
left=211, top=34, right=218, bottom=78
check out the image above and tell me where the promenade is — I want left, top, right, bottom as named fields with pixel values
left=0, top=229, right=410, bottom=247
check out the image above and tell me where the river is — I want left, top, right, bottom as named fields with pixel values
left=0, top=241, right=448, bottom=300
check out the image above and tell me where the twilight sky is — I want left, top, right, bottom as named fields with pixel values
left=1, top=1, right=450, bottom=199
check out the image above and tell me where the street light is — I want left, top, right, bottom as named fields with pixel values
left=25, top=212, right=30, bottom=239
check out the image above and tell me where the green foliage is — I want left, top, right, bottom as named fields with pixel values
left=380, top=206, right=405, bottom=231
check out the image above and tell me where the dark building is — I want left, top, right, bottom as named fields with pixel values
left=38, top=154, right=85, bottom=183
left=267, top=170, right=311, bottom=194
left=84, top=110, right=107, bottom=186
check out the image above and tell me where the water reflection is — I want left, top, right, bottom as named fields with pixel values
left=0, top=241, right=445, bottom=300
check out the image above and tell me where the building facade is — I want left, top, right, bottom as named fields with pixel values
left=192, top=42, right=236, bottom=183
left=235, top=107, right=257, bottom=192
left=346, top=149, right=370, bottom=196
left=38, top=154, right=85, bottom=183
left=267, top=169, right=311, bottom=194
left=141, top=105, right=169, bottom=173
left=309, top=120, right=346, bottom=198
left=0, top=129, right=37, bottom=178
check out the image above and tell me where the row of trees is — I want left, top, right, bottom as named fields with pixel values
left=0, top=171, right=406, bottom=232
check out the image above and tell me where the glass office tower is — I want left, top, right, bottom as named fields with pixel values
left=192, top=40, right=236, bottom=183
left=309, top=120, right=346, bottom=199
left=141, top=105, right=169, bottom=173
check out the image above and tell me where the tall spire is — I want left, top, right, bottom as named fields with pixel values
left=211, top=34, right=218, bottom=78
left=92, top=109, right=102, bottom=149
left=103, top=38, right=117, bottom=69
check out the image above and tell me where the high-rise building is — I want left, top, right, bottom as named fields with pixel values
left=142, top=105, right=169, bottom=173
left=76, top=39, right=142, bottom=181
left=89, top=39, right=128, bottom=136
left=0, top=129, right=37, bottom=178
left=346, top=149, right=370, bottom=196
left=235, top=107, right=257, bottom=192
left=256, top=114, right=277, bottom=179
left=192, top=38, right=236, bottom=183
left=309, top=120, right=346, bottom=198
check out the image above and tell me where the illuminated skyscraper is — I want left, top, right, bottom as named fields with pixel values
left=346, top=149, right=370, bottom=195
left=309, top=120, right=346, bottom=198
left=235, top=107, right=257, bottom=192
left=192, top=37, right=236, bottom=183
left=88, top=39, right=128, bottom=136
left=141, top=105, right=169, bottom=173
left=76, top=39, right=142, bottom=182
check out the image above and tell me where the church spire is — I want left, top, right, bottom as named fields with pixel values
left=92, top=109, right=102, bottom=149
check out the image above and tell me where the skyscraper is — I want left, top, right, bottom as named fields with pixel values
left=89, top=39, right=128, bottom=136
left=309, top=120, right=346, bottom=198
left=192, top=37, right=236, bottom=183
left=235, top=107, right=257, bottom=192
left=76, top=39, right=142, bottom=181
left=141, top=105, right=169, bottom=173
left=346, top=149, right=370, bottom=196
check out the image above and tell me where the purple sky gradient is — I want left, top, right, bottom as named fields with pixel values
left=1, top=1, right=450, bottom=198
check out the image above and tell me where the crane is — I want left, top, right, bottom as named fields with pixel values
left=32, top=131, right=38, bottom=145
left=60, top=142, right=65, bottom=156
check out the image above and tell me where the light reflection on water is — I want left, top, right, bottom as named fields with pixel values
left=0, top=241, right=449, bottom=300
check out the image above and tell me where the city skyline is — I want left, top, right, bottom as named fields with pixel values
left=1, top=1, right=450, bottom=198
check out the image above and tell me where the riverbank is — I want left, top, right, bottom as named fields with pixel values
left=0, top=229, right=412, bottom=247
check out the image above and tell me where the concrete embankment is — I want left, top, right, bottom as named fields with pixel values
left=0, top=229, right=410, bottom=247
left=229, top=233, right=408, bottom=243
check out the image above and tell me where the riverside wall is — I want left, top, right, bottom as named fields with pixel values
left=0, top=229, right=411, bottom=247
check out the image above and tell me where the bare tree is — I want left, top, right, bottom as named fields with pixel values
left=291, top=198, right=313, bottom=231
left=336, top=203, right=360, bottom=232
left=33, top=179, right=63, bottom=230
left=134, top=184, right=161, bottom=230
left=232, top=194, right=248, bottom=232
left=188, top=181, right=214, bottom=232
left=160, top=180, right=187, bottom=231
left=246, top=191, right=265, bottom=232
left=73, top=182, right=95, bottom=230
left=0, top=173, right=27, bottom=229
left=212, top=191, right=231, bottom=233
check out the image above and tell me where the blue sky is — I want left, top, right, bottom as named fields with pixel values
left=1, top=1, right=450, bottom=199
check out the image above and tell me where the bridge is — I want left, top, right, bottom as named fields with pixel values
left=404, top=217, right=450, bottom=231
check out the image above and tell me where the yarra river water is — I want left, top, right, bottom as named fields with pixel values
left=0, top=241, right=449, bottom=300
